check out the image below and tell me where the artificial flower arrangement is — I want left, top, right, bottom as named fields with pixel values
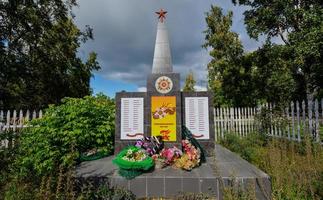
left=150, top=140, right=201, bottom=171
left=159, top=146, right=182, bottom=165
left=174, top=139, right=201, bottom=171
left=113, top=127, right=205, bottom=179
left=135, top=136, right=164, bottom=156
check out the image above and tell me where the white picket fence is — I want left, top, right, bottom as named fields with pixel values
left=214, top=107, right=257, bottom=141
left=214, top=98, right=323, bottom=143
left=1, top=98, right=322, bottom=144
left=0, top=110, right=43, bottom=148
left=0, top=110, right=43, bottom=132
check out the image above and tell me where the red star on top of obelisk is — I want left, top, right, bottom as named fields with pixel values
left=155, top=9, right=167, bottom=23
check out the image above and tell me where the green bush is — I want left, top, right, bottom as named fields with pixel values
left=0, top=130, right=21, bottom=199
left=14, top=94, right=115, bottom=176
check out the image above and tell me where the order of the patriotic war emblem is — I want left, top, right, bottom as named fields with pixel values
left=155, top=76, right=173, bottom=94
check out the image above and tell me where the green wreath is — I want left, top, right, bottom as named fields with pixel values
left=113, top=146, right=154, bottom=179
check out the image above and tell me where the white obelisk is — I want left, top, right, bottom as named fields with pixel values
left=152, top=9, right=173, bottom=74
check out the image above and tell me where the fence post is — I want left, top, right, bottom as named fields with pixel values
left=230, top=107, right=234, bottom=133
left=247, top=107, right=251, bottom=135
left=244, top=107, right=247, bottom=135
left=269, top=103, right=273, bottom=136
left=214, top=108, right=217, bottom=140
left=216, top=108, right=220, bottom=140
left=0, top=110, right=3, bottom=132
left=32, top=110, right=36, bottom=119
left=273, top=104, right=277, bottom=136
left=315, top=99, right=320, bottom=142
left=296, top=101, right=301, bottom=142
left=0, top=110, right=3, bottom=146
left=251, top=107, right=255, bottom=132
left=291, top=102, right=295, bottom=140
left=302, top=101, right=306, bottom=136
left=223, top=107, right=228, bottom=134
left=220, top=107, right=224, bottom=139
left=237, top=107, right=241, bottom=137
left=214, top=108, right=219, bottom=141
left=227, top=107, right=231, bottom=134
left=5, top=110, right=10, bottom=132
left=39, top=110, right=43, bottom=118
left=308, top=99, right=313, bottom=138
left=285, top=107, right=290, bottom=139
left=247, top=107, right=252, bottom=134
left=26, top=110, right=30, bottom=124
left=12, top=110, right=17, bottom=132
left=19, top=110, right=23, bottom=128
left=224, top=107, right=227, bottom=138
left=243, top=107, right=246, bottom=136
left=278, top=105, right=282, bottom=137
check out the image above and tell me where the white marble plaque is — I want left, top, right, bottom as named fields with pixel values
left=121, top=98, right=144, bottom=140
left=185, top=97, right=210, bottom=139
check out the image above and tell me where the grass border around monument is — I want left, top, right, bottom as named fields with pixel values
left=219, top=132, right=323, bottom=200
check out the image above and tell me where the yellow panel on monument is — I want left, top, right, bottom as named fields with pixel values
left=151, top=96, right=176, bottom=142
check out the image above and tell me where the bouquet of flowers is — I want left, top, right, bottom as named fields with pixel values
left=135, top=136, right=164, bottom=156
left=160, top=146, right=182, bottom=165
left=182, top=139, right=201, bottom=162
left=174, top=139, right=201, bottom=171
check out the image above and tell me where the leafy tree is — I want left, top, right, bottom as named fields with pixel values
left=203, top=4, right=320, bottom=106
left=0, top=0, right=100, bottom=110
left=249, top=43, right=296, bottom=104
left=232, top=0, right=323, bottom=100
left=203, top=6, right=256, bottom=107
left=183, top=70, right=196, bottom=92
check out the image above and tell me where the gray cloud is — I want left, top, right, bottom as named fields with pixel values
left=74, top=0, right=264, bottom=88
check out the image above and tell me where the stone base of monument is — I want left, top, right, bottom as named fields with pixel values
left=76, top=145, right=271, bottom=199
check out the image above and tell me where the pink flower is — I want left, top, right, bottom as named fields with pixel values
left=160, top=147, right=183, bottom=165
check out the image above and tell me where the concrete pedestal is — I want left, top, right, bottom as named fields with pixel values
left=76, top=145, right=271, bottom=199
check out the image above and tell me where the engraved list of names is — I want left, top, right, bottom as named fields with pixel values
left=121, top=98, right=144, bottom=140
left=185, top=97, right=210, bottom=139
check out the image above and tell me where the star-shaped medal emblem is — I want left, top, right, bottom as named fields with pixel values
left=155, top=9, right=167, bottom=23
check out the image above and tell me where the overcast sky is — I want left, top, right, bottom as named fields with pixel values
left=73, top=0, right=268, bottom=97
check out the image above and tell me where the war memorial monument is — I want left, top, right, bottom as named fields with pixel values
left=114, top=8, right=215, bottom=156
left=77, top=9, right=271, bottom=199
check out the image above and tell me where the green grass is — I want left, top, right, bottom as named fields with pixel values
left=219, top=133, right=323, bottom=200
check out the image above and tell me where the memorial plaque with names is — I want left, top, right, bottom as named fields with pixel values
left=185, top=97, right=210, bottom=139
left=121, top=98, right=144, bottom=140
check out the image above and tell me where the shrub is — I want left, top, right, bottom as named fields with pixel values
left=0, top=130, right=21, bottom=199
left=14, top=94, right=115, bottom=176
